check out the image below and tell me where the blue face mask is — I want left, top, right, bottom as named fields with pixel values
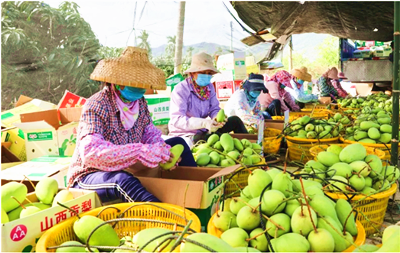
left=249, top=90, right=261, bottom=98
left=196, top=74, right=212, bottom=87
left=297, top=79, right=304, bottom=85
left=339, top=79, right=343, bottom=82
left=119, top=86, right=146, bottom=102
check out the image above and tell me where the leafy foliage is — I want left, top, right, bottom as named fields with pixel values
left=1, top=1, right=100, bottom=110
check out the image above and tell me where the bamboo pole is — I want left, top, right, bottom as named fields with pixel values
left=391, top=2, right=400, bottom=166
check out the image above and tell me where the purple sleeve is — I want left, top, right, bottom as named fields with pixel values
left=169, top=82, right=192, bottom=130
left=79, top=134, right=171, bottom=171
left=208, top=85, right=221, bottom=119
left=141, top=123, right=164, bottom=144
left=283, top=92, right=300, bottom=111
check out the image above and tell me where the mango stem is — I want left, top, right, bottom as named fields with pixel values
left=23, top=175, right=36, bottom=190
left=11, top=196, right=25, bottom=209
left=299, top=178, right=317, bottom=232
left=245, top=227, right=269, bottom=242
left=57, top=201, right=81, bottom=219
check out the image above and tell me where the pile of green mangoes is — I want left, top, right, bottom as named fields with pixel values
left=353, top=224, right=400, bottom=252
left=1, top=178, right=74, bottom=223
left=284, top=115, right=348, bottom=139
left=337, top=97, right=365, bottom=109
left=192, top=133, right=263, bottom=167
left=213, top=168, right=359, bottom=252
left=343, top=109, right=394, bottom=144
left=303, top=143, right=399, bottom=194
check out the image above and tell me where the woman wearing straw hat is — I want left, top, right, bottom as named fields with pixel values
left=286, top=66, right=319, bottom=104
left=223, top=73, right=267, bottom=128
left=258, top=70, right=301, bottom=118
left=330, top=69, right=349, bottom=98
left=316, top=67, right=343, bottom=101
left=67, top=47, right=196, bottom=204
left=168, top=52, right=248, bottom=147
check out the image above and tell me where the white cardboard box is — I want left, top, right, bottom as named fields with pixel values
left=216, top=52, right=247, bottom=80
left=1, top=188, right=101, bottom=252
left=144, top=95, right=170, bottom=126
left=1, top=156, right=72, bottom=189
left=13, top=108, right=81, bottom=161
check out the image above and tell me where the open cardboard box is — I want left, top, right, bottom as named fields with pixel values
left=14, top=107, right=82, bottom=160
left=1, top=96, right=57, bottom=161
left=1, top=143, right=23, bottom=170
left=1, top=188, right=102, bottom=252
left=1, top=156, right=72, bottom=192
left=134, top=164, right=241, bottom=230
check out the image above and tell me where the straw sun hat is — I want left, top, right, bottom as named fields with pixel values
left=90, top=47, right=166, bottom=90
left=290, top=66, right=312, bottom=82
left=184, top=52, right=219, bottom=75
left=325, top=67, right=340, bottom=79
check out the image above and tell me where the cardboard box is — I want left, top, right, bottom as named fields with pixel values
left=57, top=90, right=86, bottom=109
left=1, top=156, right=72, bottom=191
left=265, top=119, right=284, bottom=131
left=1, top=96, right=57, bottom=161
left=215, top=80, right=242, bottom=100
left=13, top=108, right=81, bottom=160
left=144, top=95, right=170, bottom=126
left=318, top=97, right=332, bottom=105
left=135, top=165, right=241, bottom=231
left=1, top=127, right=27, bottom=161
left=1, top=97, right=56, bottom=128
left=1, top=188, right=101, bottom=252
left=1, top=144, right=23, bottom=170
left=217, top=52, right=247, bottom=80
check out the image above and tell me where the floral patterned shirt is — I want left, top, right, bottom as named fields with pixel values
left=331, top=79, right=348, bottom=98
left=224, top=89, right=264, bottom=126
left=67, top=86, right=171, bottom=186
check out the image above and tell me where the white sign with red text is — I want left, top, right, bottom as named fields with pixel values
left=1, top=188, right=101, bottom=252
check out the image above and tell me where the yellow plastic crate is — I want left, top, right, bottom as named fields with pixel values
left=272, top=111, right=330, bottom=123
left=286, top=136, right=339, bottom=163
left=309, top=144, right=386, bottom=160
left=263, top=128, right=283, bottom=154
left=325, top=184, right=397, bottom=236
left=207, top=213, right=366, bottom=252
left=36, top=202, right=201, bottom=252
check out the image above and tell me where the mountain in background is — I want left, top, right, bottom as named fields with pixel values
left=151, top=33, right=331, bottom=61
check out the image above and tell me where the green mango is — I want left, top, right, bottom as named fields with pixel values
left=74, top=215, right=120, bottom=248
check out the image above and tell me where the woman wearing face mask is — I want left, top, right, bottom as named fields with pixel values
left=168, top=52, right=248, bottom=147
left=258, top=70, right=301, bottom=118
left=67, top=47, right=196, bottom=204
left=223, top=73, right=267, bottom=128
left=283, top=67, right=318, bottom=104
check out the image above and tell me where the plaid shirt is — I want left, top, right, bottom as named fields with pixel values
left=317, top=76, right=338, bottom=97
left=67, top=86, right=169, bottom=186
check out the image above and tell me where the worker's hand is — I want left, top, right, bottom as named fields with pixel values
left=204, top=118, right=223, bottom=133
left=167, top=152, right=182, bottom=171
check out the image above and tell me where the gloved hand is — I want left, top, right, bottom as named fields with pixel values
left=201, top=118, right=222, bottom=133
left=187, top=117, right=223, bottom=133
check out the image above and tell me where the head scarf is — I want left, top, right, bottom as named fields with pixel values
left=268, top=70, right=301, bottom=95
left=187, top=76, right=211, bottom=101
left=111, top=84, right=139, bottom=131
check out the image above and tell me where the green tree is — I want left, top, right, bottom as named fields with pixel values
left=165, top=35, right=176, bottom=58
left=138, top=30, right=151, bottom=55
left=1, top=1, right=100, bottom=110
